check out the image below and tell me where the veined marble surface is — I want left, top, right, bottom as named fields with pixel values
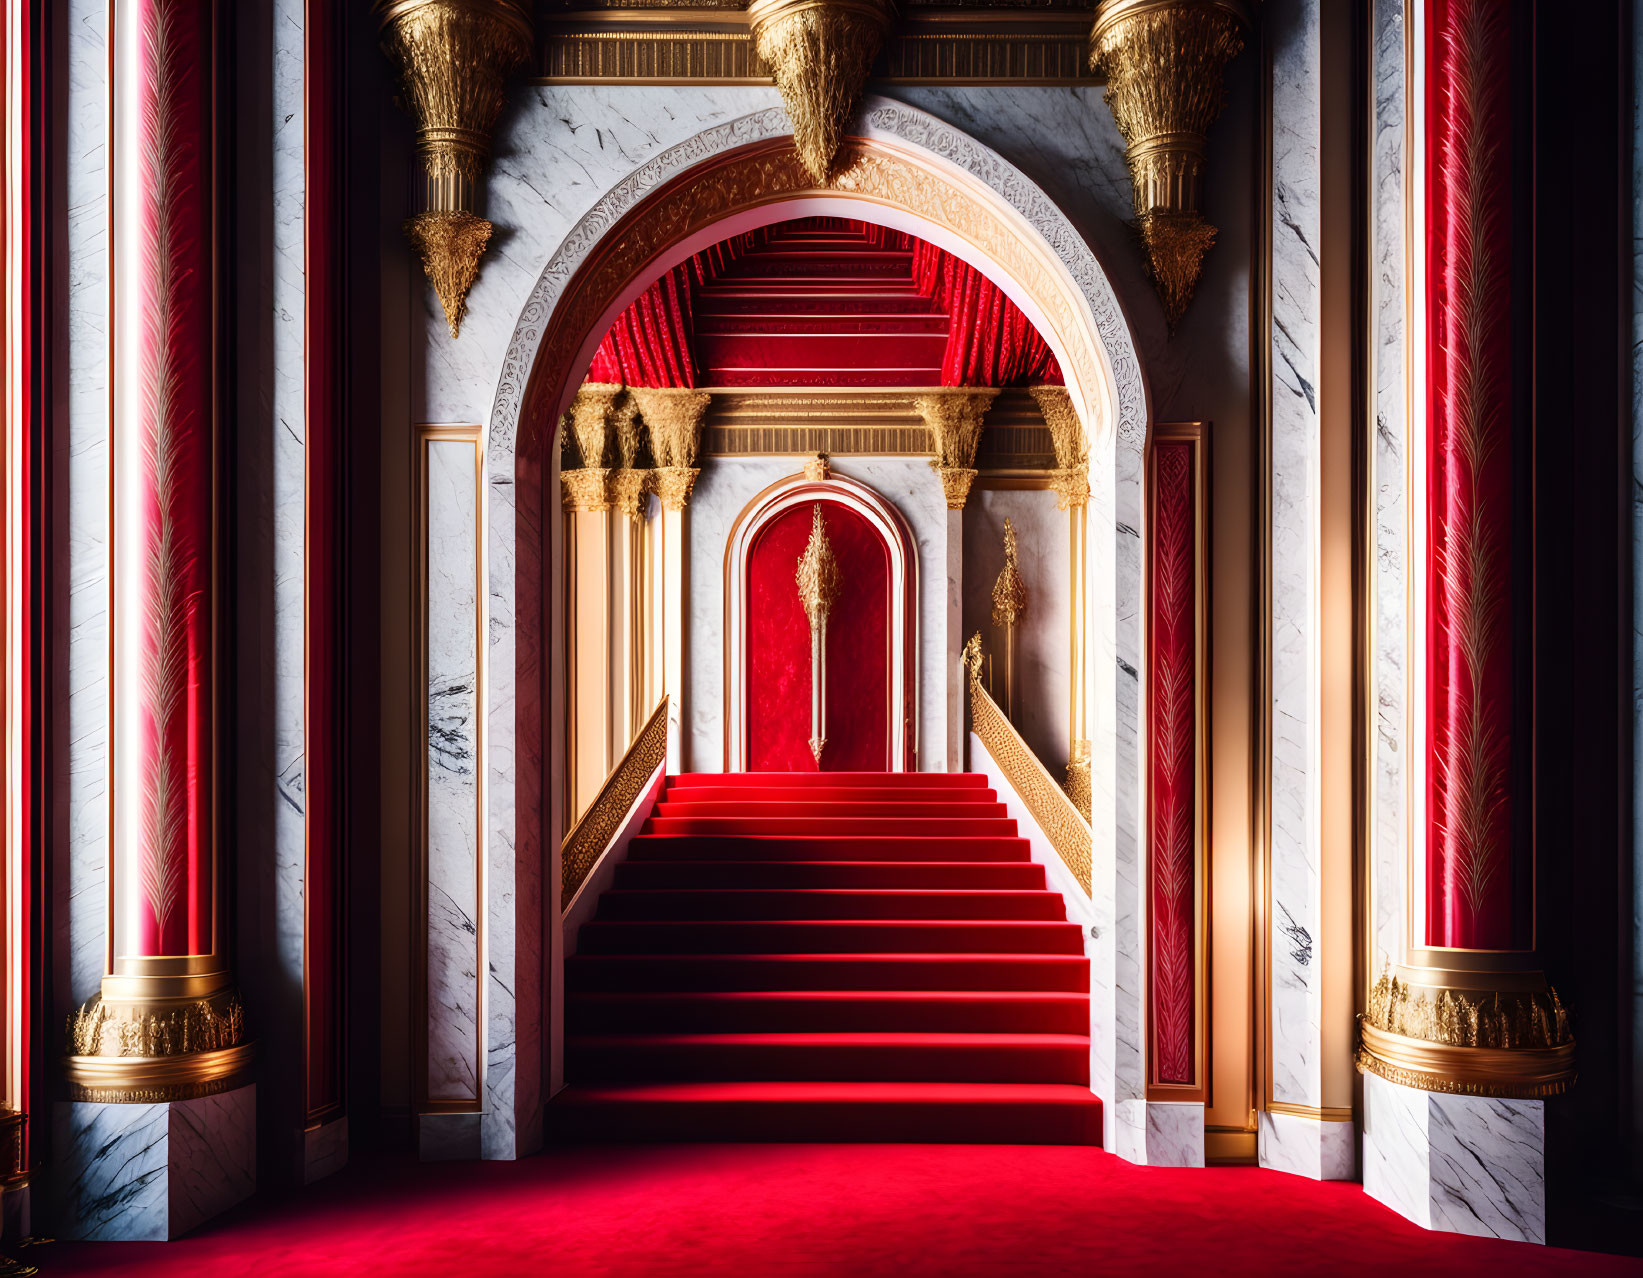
left=1110, top=1100, right=1205, bottom=1168
left=1258, top=1108, right=1355, bottom=1182
left=1267, top=0, right=1325, bottom=1114
left=1370, top=0, right=1410, bottom=984
left=426, top=438, right=483, bottom=1104
left=1363, top=1071, right=1546, bottom=1243
left=58, top=0, right=110, bottom=1029
left=54, top=1086, right=257, bottom=1241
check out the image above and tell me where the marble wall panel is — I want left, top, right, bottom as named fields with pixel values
left=425, top=437, right=483, bottom=1104
left=1267, top=0, right=1325, bottom=1114
left=963, top=487, right=1072, bottom=779
left=57, top=0, right=110, bottom=1027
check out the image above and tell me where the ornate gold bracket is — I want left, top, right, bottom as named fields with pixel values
left=749, top=0, right=894, bottom=183
left=1355, top=968, right=1577, bottom=1100
left=632, top=387, right=712, bottom=512
left=917, top=388, right=998, bottom=510
left=377, top=0, right=532, bottom=337
left=1089, top=0, right=1250, bottom=332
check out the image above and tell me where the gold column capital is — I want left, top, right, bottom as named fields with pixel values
left=748, top=0, right=894, bottom=184
left=1031, top=384, right=1091, bottom=509
left=1089, top=0, right=1250, bottom=330
left=631, top=387, right=712, bottom=470
left=561, top=466, right=613, bottom=512
left=916, top=388, right=997, bottom=511
left=611, top=467, right=651, bottom=521
left=652, top=466, right=701, bottom=512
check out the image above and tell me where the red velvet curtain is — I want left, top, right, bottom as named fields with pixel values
left=929, top=254, right=1063, bottom=387
left=583, top=219, right=1064, bottom=391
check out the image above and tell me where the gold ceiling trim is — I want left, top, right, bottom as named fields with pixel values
left=536, top=9, right=1100, bottom=84
left=1088, top=0, right=1249, bottom=331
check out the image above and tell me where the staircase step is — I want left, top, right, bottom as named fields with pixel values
left=644, top=816, right=1019, bottom=838
left=626, top=835, right=1032, bottom=863
left=566, top=990, right=1091, bottom=1035
left=547, top=1082, right=1103, bottom=1145
left=659, top=785, right=999, bottom=805
left=562, top=953, right=1091, bottom=993
left=565, top=1032, right=1091, bottom=1085
left=612, top=860, right=1047, bottom=890
left=669, top=772, right=989, bottom=788
left=594, top=888, right=1067, bottom=922
left=574, top=919, right=1086, bottom=956
left=651, top=800, right=1008, bottom=820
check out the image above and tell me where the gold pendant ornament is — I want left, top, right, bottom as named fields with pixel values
left=991, top=518, right=1028, bottom=720
left=796, top=504, right=843, bottom=766
left=1088, top=0, right=1250, bottom=332
left=749, top=0, right=894, bottom=184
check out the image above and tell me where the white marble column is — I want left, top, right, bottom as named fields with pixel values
left=1260, top=0, right=1354, bottom=1180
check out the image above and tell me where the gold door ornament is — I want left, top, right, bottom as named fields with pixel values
left=796, top=504, right=843, bottom=763
left=1089, top=0, right=1250, bottom=331
left=991, top=518, right=1028, bottom=720
left=376, top=0, right=533, bottom=337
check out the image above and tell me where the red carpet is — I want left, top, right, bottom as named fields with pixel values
left=42, top=1143, right=1640, bottom=1276
left=554, top=771, right=1102, bottom=1143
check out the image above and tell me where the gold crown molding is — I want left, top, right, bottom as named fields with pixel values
left=1354, top=970, right=1577, bottom=1100
left=377, top=0, right=532, bottom=336
left=652, top=465, right=702, bottom=511
left=1088, top=0, right=1248, bottom=331
left=629, top=386, right=713, bottom=468
left=562, top=466, right=614, bottom=511
left=966, top=634, right=1093, bottom=892
left=748, top=0, right=894, bottom=183
left=562, top=697, right=670, bottom=905
left=63, top=989, right=255, bottom=1104
left=992, top=518, right=1027, bottom=628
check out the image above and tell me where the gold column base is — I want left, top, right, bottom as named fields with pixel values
left=63, top=984, right=255, bottom=1105
left=1354, top=967, right=1576, bottom=1101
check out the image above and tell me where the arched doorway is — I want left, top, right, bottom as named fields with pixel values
left=472, top=98, right=1149, bottom=1156
left=724, top=472, right=919, bottom=773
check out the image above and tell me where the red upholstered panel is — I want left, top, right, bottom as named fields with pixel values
left=746, top=503, right=890, bottom=772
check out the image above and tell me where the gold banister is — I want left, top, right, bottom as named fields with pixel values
left=964, top=638, right=1092, bottom=895
left=561, top=695, right=669, bottom=908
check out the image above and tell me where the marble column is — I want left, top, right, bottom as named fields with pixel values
left=916, top=389, right=995, bottom=771
left=58, top=0, right=255, bottom=1238
left=1259, top=0, right=1354, bottom=1180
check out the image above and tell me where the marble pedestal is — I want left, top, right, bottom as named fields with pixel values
left=1363, top=1069, right=1545, bottom=1243
left=53, top=1083, right=256, bottom=1240
left=1113, top=1100, right=1206, bottom=1167
left=1258, top=1109, right=1356, bottom=1180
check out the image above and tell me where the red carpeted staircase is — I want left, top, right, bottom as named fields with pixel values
left=551, top=772, right=1102, bottom=1144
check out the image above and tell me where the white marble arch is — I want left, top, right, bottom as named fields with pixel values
left=467, top=98, right=1150, bottom=1157
left=723, top=474, right=919, bottom=773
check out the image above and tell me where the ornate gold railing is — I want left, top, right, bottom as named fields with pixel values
left=965, top=646, right=1092, bottom=895
left=561, top=695, right=669, bottom=908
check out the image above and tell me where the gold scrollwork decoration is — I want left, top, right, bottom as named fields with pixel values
left=562, top=696, right=670, bottom=906
left=967, top=638, right=1092, bottom=894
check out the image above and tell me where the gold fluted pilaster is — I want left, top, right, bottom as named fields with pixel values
left=1089, top=0, right=1249, bottom=331
left=917, top=388, right=998, bottom=510
left=376, top=0, right=532, bottom=337
left=749, top=0, right=894, bottom=184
